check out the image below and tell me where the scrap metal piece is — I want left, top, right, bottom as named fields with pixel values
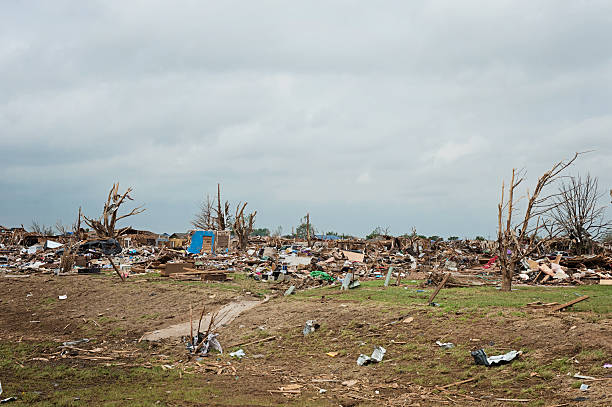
left=303, top=320, right=320, bottom=336
left=471, top=349, right=522, bottom=366
left=357, top=346, right=386, bottom=366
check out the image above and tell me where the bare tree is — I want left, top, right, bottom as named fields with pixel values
left=497, top=153, right=579, bottom=291
left=215, top=183, right=230, bottom=230
left=55, top=219, right=68, bottom=236
left=232, top=202, right=256, bottom=250
left=546, top=174, right=611, bottom=254
left=192, top=184, right=231, bottom=230
left=30, top=220, right=54, bottom=236
left=59, top=207, right=85, bottom=274
left=192, top=194, right=216, bottom=230
left=83, top=183, right=145, bottom=239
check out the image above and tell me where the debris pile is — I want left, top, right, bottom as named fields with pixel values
left=2, top=225, right=610, bottom=288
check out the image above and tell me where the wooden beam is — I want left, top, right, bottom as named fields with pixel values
left=428, top=273, right=450, bottom=304
left=550, top=295, right=589, bottom=312
left=107, top=256, right=125, bottom=282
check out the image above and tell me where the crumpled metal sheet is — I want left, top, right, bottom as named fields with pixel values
left=357, top=346, right=386, bottom=366
left=471, top=349, right=522, bottom=366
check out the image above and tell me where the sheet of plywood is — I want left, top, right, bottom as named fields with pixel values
left=342, top=250, right=365, bottom=262
left=215, top=231, right=231, bottom=252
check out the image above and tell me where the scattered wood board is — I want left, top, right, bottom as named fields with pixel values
left=342, top=250, right=365, bottom=263
left=550, top=295, right=589, bottom=312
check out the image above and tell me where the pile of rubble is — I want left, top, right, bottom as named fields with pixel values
left=2, top=225, right=610, bottom=287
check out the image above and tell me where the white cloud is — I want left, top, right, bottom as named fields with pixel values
left=1, top=0, right=611, bottom=237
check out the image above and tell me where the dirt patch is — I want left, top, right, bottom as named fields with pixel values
left=1, top=274, right=610, bottom=406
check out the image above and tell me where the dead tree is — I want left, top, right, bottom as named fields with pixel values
left=192, top=194, right=216, bottom=230
left=497, top=153, right=579, bottom=291
left=30, top=220, right=54, bottom=236
left=55, top=220, right=68, bottom=236
left=60, top=207, right=84, bottom=274
left=83, top=183, right=145, bottom=239
left=215, top=184, right=230, bottom=230
left=232, top=202, right=256, bottom=250
left=546, top=174, right=611, bottom=254
left=192, top=184, right=231, bottom=230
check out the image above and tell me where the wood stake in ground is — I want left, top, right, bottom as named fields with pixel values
left=428, top=273, right=450, bottom=304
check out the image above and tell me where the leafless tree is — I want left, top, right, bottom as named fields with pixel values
left=59, top=207, right=84, bottom=274
left=192, top=194, right=216, bottom=230
left=192, top=184, right=231, bottom=230
left=497, top=153, right=579, bottom=291
left=30, top=220, right=54, bottom=236
left=83, top=183, right=145, bottom=239
left=232, top=202, right=256, bottom=250
left=545, top=174, right=611, bottom=254
left=55, top=220, right=68, bottom=236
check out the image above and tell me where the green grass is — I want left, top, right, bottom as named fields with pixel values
left=0, top=342, right=329, bottom=406
left=294, top=280, right=612, bottom=313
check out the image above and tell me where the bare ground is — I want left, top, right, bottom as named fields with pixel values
left=0, top=273, right=610, bottom=406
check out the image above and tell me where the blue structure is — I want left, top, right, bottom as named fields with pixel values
left=187, top=231, right=216, bottom=254
left=315, top=234, right=341, bottom=241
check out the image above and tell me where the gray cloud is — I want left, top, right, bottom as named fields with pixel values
left=1, top=0, right=611, bottom=238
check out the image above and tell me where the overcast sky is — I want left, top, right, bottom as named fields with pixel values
left=1, top=1, right=611, bottom=238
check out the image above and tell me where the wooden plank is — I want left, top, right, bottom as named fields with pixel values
left=550, top=295, right=589, bottom=312
left=161, top=262, right=189, bottom=277
left=183, top=267, right=229, bottom=274
left=600, top=279, right=612, bottom=286
left=428, top=273, right=450, bottom=304
left=437, top=377, right=477, bottom=390
left=538, top=264, right=555, bottom=277
left=342, top=250, right=364, bottom=262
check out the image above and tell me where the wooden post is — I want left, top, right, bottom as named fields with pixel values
left=76, top=206, right=82, bottom=240
left=306, top=213, right=311, bottom=247
left=107, top=256, right=125, bottom=282
left=428, top=273, right=450, bottom=304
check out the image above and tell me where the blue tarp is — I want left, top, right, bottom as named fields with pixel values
left=187, top=231, right=215, bottom=254
left=315, top=234, right=341, bottom=241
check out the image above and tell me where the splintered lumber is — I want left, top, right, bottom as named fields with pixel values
left=538, top=264, right=555, bottom=277
left=550, top=295, right=589, bottom=312
left=428, top=273, right=450, bottom=304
